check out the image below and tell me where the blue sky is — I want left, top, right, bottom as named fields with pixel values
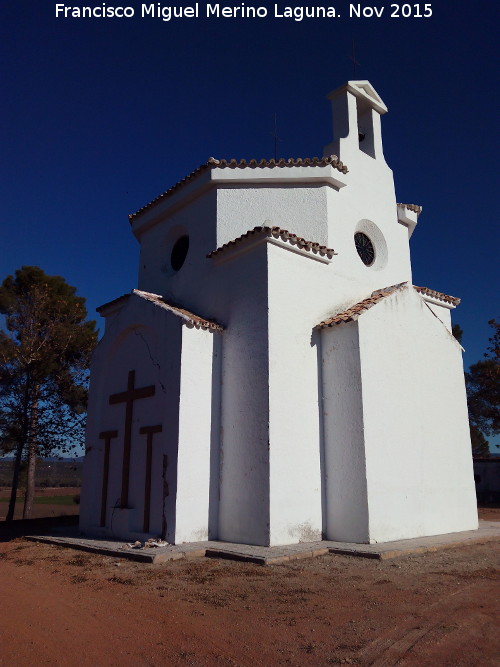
left=1, top=0, right=498, bottom=376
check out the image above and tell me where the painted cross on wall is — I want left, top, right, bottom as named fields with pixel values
left=99, top=369, right=162, bottom=533
left=109, top=370, right=156, bottom=508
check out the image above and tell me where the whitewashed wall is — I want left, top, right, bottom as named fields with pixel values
left=321, top=288, right=477, bottom=544
left=80, top=294, right=220, bottom=544
left=215, top=244, right=271, bottom=546
left=175, top=324, right=219, bottom=543
left=217, top=184, right=329, bottom=246
left=267, top=243, right=326, bottom=545
left=320, top=322, right=370, bottom=543
left=359, top=289, right=477, bottom=541
left=81, top=296, right=182, bottom=540
left=136, top=189, right=218, bottom=315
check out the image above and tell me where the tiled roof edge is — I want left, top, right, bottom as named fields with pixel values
left=129, top=155, right=348, bottom=222
left=315, top=283, right=408, bottom=329
left=413, top=285, right=460, bottom=306
left=207, top=226, right=336, bottom=260
left=316, top=282, right=460, bottom=330
left=97, top=290, right=223, bottom=332
left=397, top=202, right=422, bottom=215
left=133, top=290, right=223, bottom=331
left=96, top=293, right=130, bottom=314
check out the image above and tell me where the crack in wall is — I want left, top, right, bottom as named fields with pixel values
left=133, top=328, right=167, bottom=394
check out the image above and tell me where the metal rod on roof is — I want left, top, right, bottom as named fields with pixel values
left=272, top=112, right=282, bottom=160
left=350, top=39, right=360, bottom=78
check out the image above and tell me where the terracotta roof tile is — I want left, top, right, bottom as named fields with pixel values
left=97, top=290, right=223, bottom=332
left=207, top=226, right=336, bottom=260
left=397, top=202, right=422, bottom=215
left=315, top=283, right=407, bottom=329
left=316, top=282, right=461, bottom=330
left=129, top=155, right=348, bottom=221
left=413, top=285, right=460, bottom=306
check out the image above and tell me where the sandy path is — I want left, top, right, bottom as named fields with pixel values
left=0, top=522, right=498, bottom=666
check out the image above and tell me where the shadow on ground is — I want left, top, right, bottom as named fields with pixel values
left=0, top=515, right=79, bottom=543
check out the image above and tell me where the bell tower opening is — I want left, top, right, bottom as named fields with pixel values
left=323, top=80, right=388, bottom=163
left=357, top=97, right=376, bottom=158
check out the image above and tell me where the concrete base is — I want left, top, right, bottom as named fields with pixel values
left=26, top=521, right=499, bottom=565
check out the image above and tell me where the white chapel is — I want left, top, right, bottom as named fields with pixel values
left=80, top=81, right=478, bottom=546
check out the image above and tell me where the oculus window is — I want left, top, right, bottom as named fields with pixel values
left=354, top=232, right=375, bottom=266
left=171, top=235, right=189, bottom=272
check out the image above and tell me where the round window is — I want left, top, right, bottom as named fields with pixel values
left=354, top=232, right=375, bottom=266
left=170, top=235, right=189, bottom=272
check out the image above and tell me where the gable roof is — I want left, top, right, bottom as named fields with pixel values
left=97, top=289, right=223, bottom=332
left=207, top=226, right=336, bottom=261
left=327, top=80, right=388, bottom=115
left=128, top=155, right=348, bottom=222
left=315, top=283, right=407, bottom=329
left=316, top=283, right=460, bottom=329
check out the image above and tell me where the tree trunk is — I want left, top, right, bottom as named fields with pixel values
left=22, top=442, right=36, bottom=519
left=6, top=439, right=24, bottom=522
left=6, top=375, right=31, bottom=522
left=23, top=392, right=39, bottom=520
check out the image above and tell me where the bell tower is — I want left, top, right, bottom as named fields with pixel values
left=322, top=81, right=413, bottom=292
left=323, top=80, right=388, bottom=162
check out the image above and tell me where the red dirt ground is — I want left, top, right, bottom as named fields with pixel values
left=0, top=508, right=498, bottom=666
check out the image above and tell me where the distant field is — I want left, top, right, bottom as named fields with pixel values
left=0, top=459, right=82, bottom=488
left=0, top=486, right=81, bottom=520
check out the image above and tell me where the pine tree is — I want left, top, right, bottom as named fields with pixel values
left=0, top=266, right=97, bottom=520
left=466, top=319, right=499, bottom=457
